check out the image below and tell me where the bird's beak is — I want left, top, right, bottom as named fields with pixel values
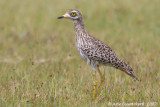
left=57, top=14, right=69, bottom=19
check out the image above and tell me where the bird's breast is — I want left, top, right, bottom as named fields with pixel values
left=74, top=33, right=88, bottom=62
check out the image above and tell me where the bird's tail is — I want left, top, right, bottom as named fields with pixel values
left=117, top=59, right=140, bottom=81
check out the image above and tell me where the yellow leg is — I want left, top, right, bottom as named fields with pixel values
left=96, top=67, right=105, bottom=97
left=93, top=71, right=97, bottom=100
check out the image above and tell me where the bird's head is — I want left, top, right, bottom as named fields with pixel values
left=57, top=9, right=82, bottom=20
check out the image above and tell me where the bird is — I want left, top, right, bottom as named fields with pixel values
left=57, top=9, right=139, bottom=102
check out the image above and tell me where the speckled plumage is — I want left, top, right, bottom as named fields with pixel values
left=68, top=9, right=139, bottom=81
left=58, top=9, right=140, bottom=101
left=58, top=9, right=139, bottom=81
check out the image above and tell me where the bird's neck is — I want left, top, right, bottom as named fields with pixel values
left=73, top=19, right=89, bottom=47
left=73, top=19, right=86, bottom=34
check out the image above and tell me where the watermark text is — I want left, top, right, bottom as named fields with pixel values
left=107, top=102, right=158, bottom=106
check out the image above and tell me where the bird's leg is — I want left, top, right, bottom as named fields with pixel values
left=93, top=71, right=97, bottom=100
left=96, top=67, right=105, bottom=97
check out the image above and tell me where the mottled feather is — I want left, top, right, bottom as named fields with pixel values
left=59, top=9, right=139, bottom=81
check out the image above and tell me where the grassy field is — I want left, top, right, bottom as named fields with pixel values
left=0, top=0, right=160, bottom=106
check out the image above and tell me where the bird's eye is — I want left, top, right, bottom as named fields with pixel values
left=70, top=12, right=77, bottom=17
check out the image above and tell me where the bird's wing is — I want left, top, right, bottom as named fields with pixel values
left=81, top=44, right=116, bottom=64
left=81, top=44, right=140, bottom=81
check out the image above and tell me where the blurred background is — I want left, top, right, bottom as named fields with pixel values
left=0, top=0, right=159, bottom=106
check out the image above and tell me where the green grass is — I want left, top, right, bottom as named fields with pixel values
left=0, top=0, right=160, bottom=106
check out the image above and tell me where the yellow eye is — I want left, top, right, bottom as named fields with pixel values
left=70, top=12, right=76, bottom=17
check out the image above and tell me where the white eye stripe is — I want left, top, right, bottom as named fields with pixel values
left=72, top=11, right=77, bottom=13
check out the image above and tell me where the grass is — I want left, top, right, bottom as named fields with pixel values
left=0, top=0, right=160, bottom=106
